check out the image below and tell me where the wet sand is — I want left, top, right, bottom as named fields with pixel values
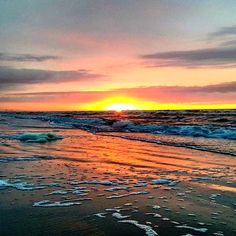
left=0, top=127, right=236, bottom=236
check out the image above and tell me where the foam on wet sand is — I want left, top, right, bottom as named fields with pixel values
left=106, top=190, right=150, bottom=199
left=16, top=132, right=62, bottom=143
left=118, top=220, right=158, bottom=236
left=0, top=113, right=236, bottom=235
left=112, top=212, right=130, bottom=219
left=33, top=200, right=82, bottom=207
left=151, top=179, right=178, bottom=186
left=175, top=225, right=208, bottom=233
left=0, top=179, right=44, bottom=190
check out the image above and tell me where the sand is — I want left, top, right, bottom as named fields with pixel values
left=0, top=127, right=236, bottom=236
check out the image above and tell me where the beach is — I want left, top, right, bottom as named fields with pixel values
left=0, top=112, right=236, bottom=236
left=1, top=1, right=236, bottom=235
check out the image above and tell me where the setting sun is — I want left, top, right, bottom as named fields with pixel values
left=79, top=96, right=158, bottom=111
left=106, top=103, right=136, bottom=112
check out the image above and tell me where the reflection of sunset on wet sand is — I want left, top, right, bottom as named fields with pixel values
left=0, top=113, right=236, bottom=235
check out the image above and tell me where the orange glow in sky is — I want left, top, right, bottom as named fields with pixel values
left=1, top=1, right=236, bottom=111
left=79, top=96, right=157, bottom=111
left=77, top=96, right=236, bottom=111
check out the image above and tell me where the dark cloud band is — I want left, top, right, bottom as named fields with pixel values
left=0, top=67, right=104, bottom=90
left=141, top=47, right=236, bottom=68
left=209, top=25, right=236, bottom=38
left=0, top=52, right=60, bottom=62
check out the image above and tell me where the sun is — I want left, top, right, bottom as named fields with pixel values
left=79, top=95, right=158, bottom=111
left=106, top=103, right=136, bottom=112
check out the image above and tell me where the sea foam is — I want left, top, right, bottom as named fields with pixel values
left=0, top=179, right=44, bottom=190
left=118, top=220, right=158, bottom=236
left=33, top=200, right=81, bottom=207
left=16, top=132, right=62, bottom=143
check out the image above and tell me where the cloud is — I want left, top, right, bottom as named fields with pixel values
left=207, top=24, right=236, bottom=48
left=114, top=82, right=236, bottom=103
left=219, top=39, right=236, bottom=47
left=0, top=67, right=104, bottom=90
left=0, top=52, right=60, bottom=62
left=1, top=81, right=235, bottom=104
left=141, top=24, right=236, bottom=68
left=165, top=81, right=236, bottom=93
left=116, top=81, right=236, bottom=94
left=208, top=25, right=236, bottom=38
left=141, top=46, right=236, bottom=68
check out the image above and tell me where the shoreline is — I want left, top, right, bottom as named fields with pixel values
left=98, top=132, right=236, bottom=157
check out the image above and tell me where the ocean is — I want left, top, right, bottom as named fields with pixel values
left=1, top=110, right=235, bottom=156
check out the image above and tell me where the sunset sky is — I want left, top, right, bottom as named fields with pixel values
left=1, top=0, right=236, bottom=111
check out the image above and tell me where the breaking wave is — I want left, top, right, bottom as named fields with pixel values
left=1, top=110, right=236, bottom=155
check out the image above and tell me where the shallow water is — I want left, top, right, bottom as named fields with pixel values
left=1, top=110, right=236, bottom=155
left=0, top=112, right=236, bottom=236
